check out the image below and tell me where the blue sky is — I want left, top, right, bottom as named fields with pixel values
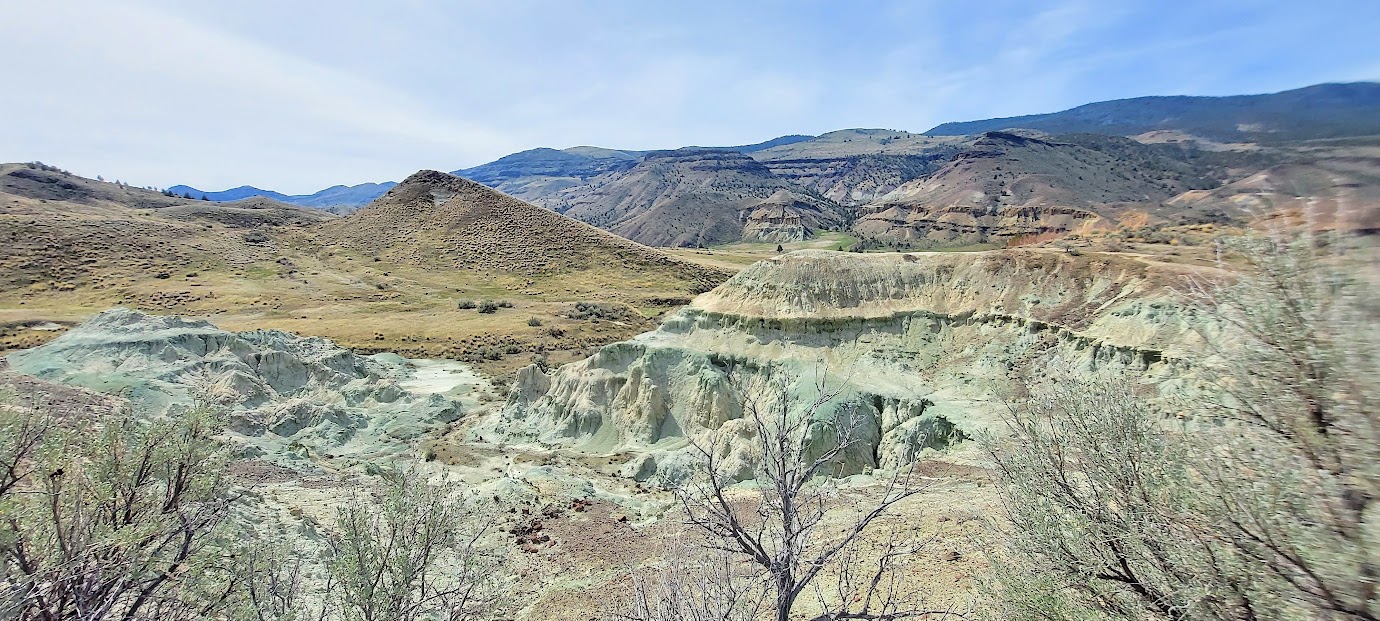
left=2, top=0, right=1377, bottom=193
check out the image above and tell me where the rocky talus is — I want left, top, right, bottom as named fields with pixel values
left=483, top=250, right=1217, bottom=482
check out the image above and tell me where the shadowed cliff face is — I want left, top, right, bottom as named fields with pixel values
left=485, top=249, right=1220, bottom=483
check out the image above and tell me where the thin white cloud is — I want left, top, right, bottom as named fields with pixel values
left=0, top=0, right=519, bottom=191
left=2, top=0, right=1375, bottom=192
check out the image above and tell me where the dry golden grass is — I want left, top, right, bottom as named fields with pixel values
left=662, top=231, right=860, bottom=270
left=0, top=167, right=729, bottom=376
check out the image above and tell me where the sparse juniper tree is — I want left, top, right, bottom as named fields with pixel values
left=618, top=367, right=947, bottom=621
left=984, top=230, right=1379, bottom=621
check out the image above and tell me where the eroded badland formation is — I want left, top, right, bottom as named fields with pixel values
left=3, top=82, right=1378, bottom=620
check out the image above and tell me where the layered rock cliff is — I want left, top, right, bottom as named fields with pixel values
left=484, top=250, right=1213, bottom=483
left=853, top=132, right=1217, bottom=245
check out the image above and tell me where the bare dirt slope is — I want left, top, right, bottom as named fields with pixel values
left=1167, top=154, right=1380, bottom=233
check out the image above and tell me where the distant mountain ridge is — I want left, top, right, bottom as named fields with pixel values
left=163, top=82, right=1380, bottom=246
left=925, top=82, right=1380, bottom=142
left=448, top=135, right=817, bottom=201
left=168, top=181, right=396, bottom=212
left=170, top=137, right=818, bottom=211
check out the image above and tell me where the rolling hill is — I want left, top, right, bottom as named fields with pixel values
left=0, top=164, right=729, bottom=371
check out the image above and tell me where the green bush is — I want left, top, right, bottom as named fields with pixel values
left=563, top=301, right=626, bottom=321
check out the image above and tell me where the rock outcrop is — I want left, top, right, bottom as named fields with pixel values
left=7, top=308, right=463, bottom=462
left=483, top=250, right=1215, bottom=483
left=741, top=191, right=821, bottom=242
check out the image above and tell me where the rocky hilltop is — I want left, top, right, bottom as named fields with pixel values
left=541, top=149, right=847, bottom=247
left=319, top=169, right=727, bottom=286
left=484, top=249, right=1213, bottom=483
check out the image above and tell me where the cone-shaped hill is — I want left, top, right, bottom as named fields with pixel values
left=319, top=170, right=728, bottom=288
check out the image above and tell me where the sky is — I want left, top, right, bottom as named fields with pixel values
left=2, top=0, right=1378, bottom=193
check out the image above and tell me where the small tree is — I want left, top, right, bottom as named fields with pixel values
left=652, top=368, right=939, bottom=621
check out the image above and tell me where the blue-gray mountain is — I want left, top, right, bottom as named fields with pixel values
left=169, top=136, right=816, bottom=211
left=925, top=82, right=1380, bottom=142
left=447, top=135, right=815, bottom=199
left=166, top=181, right=397, bottom=213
